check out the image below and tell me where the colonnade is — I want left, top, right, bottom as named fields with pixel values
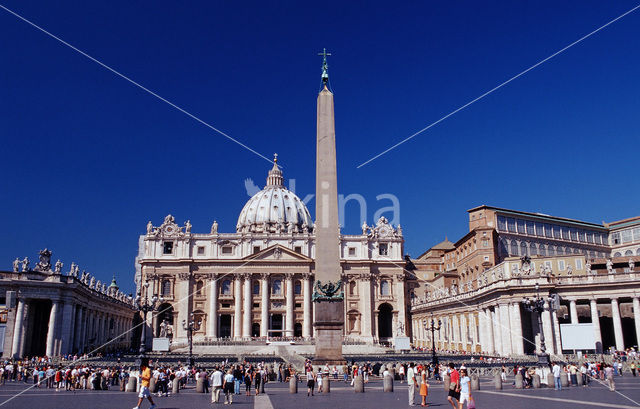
left=174, top=272, right=314, bottom=340
left=10, top=297, right=133, bottom=358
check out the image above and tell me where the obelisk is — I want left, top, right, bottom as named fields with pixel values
left=313, top=49, right=345, bottom=365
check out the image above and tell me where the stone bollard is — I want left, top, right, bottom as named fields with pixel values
left=546, top=373, right=554, bottom=388
left=354, top=375, right=365, bottom=393
left=515, top=373, right=523, bottom=389
left=126, top=377, right=137, bottom=392
left=172, top=379, right=180, bottom=395
left=149, top=377, right=157, bottom=393
left=389, top=367, right=396, bottom=381
left=577, top=373, right=583, bottom=386
left=383, top=374, right=394, bottom=392
left=443, top=374, right=451, bottom=391
left=533, top=374, right=541, bottom=388
left=560, top=372, right=569, bottom=387
left=196, top=377, right=205, bottom=393
left=289, top=376, right=298, bottom=394
left=494, top=373, right=502, bottom=390
left=470, top=375, right=480, bottom=391
left=323, top=375, right=330, bottom=393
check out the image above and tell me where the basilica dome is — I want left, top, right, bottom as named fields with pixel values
left=236, top=156, right=313, bottom=233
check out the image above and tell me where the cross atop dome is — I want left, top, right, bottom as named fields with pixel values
left=266, top=153, right=284, bottom=187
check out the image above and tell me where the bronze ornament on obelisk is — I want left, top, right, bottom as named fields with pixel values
left=312, top=48, right=346, bottom=365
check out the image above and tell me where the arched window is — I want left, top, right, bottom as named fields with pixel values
left=252, top=280, right=260, bottom=295
left=221, top=280, right=231, bottom=295
left=530, top=243, right=538, bottom=256
left=557, top=246, right=564, bottom=256
left=349, top=281, right=357, bottom=296
left=272, top=279, right=282, bottom=295
left=614, top=252, right=622, bottom=257
left=520, top=242, right=528, bottom=256
left=196, top=280, right=204, bottom=296
left=380, top=280, right=391, bottom=296
left=539, top=245, right=547, bottom=257
left=510, top=240, right=519, bottom=256
left=625, top=250, right=633, bottom=256
left=294, top=280, right=302, bottom=295
left=161, top=280, right=172, bottom=296
left=636, top=248, right=640, bottom=256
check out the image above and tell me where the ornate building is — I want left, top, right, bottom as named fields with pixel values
left=1, top=249, right=135, bottom=358
left=137, top=158, right=410, bottom=346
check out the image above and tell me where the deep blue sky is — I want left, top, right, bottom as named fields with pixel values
left=1, top=1, right=639, bottom=294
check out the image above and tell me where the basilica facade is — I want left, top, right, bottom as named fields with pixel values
left=136, top=159, right=410, bottom=346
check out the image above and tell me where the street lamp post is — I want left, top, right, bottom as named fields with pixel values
left=422, top=314, right=441, bottom=367
left=134, top=279, right=163, bottom=366
left=522, top=282, right=558, bottom=367
left=182, top=312, right=201, bottom=367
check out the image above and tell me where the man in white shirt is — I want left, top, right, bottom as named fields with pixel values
left=552, top=362, right=562, bottom=390
left=211, top=366, right=223, bottom=403
left=407, top=363, right=417, bottom=406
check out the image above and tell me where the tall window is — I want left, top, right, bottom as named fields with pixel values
left=507, top=218, right=516, bottom=233
left=517, top=219, right=525, bottom=234
left=380, top=280, right=391, bottom=296
left=349, top=281, right=357, bottom=295
left=163, top=241, right=174, bottom=254
left=544, top=224, right=552, bottom=238
left=530, top=243, right=538, bottom=256
left=526, top=221, right=535, bottom=235
left=161, top=280, right=171, bottom=296
left=221, top=280, right=231, bottom=295
left=196, top=280, right=204, bottom=295
left=294, top=280, right=302, bottom=295
left=497, top=216, right=507, bottom=231
left=535, top=222, right=544, bottom=237
left=252, top=281, right=260, bottom=295
left=520, top=242, right=528, bottom=256
left=510, top=240, right=519, bottom=256
left=539, top=244, right=547, bottom=257
left=272, top=279, right=282, bottom=295
left=379, top=243, right=388, bottom=256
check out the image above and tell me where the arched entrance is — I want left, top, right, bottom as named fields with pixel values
left=155, top=303, right=174, bottom=337
left=294, top=322, right=302, bottom=338
left=252, top=323, right=261, bottom=337
left=378, top=303, right=393, bottom=339
left=24, top=299, right=50, bottom=357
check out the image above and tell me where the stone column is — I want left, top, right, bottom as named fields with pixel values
left=478, top=309, right=486, bottom=352
left=611, top=298, right=625, bottom=351
left=73, top=305, right=82, bottom=352
left=176, top=273, right=192, bottom=340
left=79, top=307, right=87, bottom=353
left=208, top=275, right=218, bottom=338
left=234, top=275, right=242, bottom=339
left=46, top=300, right=61, bottom=357
left=60, top=302, right=75, bottom=355
left=285, top=275, right=294, bottom=337
left=589, top=299, right=602, bottom=353
left=243, top=274, right=252, bottom=338
left=460, top=313, right=468, bottom=352
left=261, top=274, right=269, bottom=337
left=11, top=299, right=26, bottom=358
left=485, top=308, right=495, bottom=354
left=510, top=303, right=524, bottom=355
left=633, top=298, right=640, bottom=351
left=541, top=301, right=555, bottom=355
left=499, top=303, right=512, bottom=356
left=301, top=273, right=312, bottom=338
left=451, top=314, right=459, bottom=349
left=551, top=309, right=562, bottom=354
left=569, top=299, right=579, bottom=324
left=491, top=307, right=502, bottom=355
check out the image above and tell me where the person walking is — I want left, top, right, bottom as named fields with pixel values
left=244, top=367, right=252, bottom=396
left=447, top=363, right=460, bottom=409
left=253, top=367, right=262, bottom=395
left=306, top=367, right=316, bottom=397
left=211, top=366, right=223, bottom=403
left=317, top=367, right=324, bottom=393
left=419, top=367, right=429, bottom=407
left=605, top=364, right=616, bottom=392
left=223, top=369, right=234, bottom=405
left=458, top=368, right=473, bottom=409
left=407, top=362, right=417, bottom=407
left=552, top=362, right=562, bottom=391
left=132, top=361, right=156, bottom=409
left=233, top=365, right=242, bottom=395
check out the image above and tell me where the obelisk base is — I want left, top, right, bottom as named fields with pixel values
left=312, top=301, right=346, bottom=365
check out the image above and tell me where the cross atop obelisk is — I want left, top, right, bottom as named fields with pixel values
left=318, top=48, right=331, bottom=84
left=312, top=48, right=345, bottom=365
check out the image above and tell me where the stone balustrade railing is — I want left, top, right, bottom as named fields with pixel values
left=411, top=269, right=640, bottom=310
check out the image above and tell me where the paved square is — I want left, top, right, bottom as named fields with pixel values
left=0, top=376, right=640, bottom=408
